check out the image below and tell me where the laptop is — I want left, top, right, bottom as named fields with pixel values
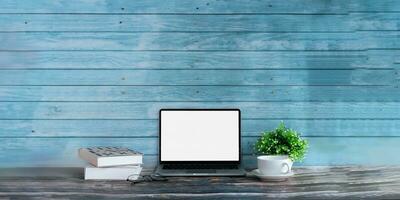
left=155, top=109, right=246, bottom=176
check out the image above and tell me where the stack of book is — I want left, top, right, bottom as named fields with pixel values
left=78, top=147, right=143, bottom=180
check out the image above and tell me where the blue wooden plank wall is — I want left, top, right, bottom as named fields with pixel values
left=0, top=0, right=399, bottom=168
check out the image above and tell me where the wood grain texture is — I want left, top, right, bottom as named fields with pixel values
left=1, top=0, right=400, bottom=13
left=2, top=13, right=400, bottom=32
left=0, top=0, right=400, bottom=168
left=1, top=137, right=400, bottom=167
left=0, top=0, right=354, bottom=14
left=2, top=32, right=400, bottom=51
left=2, top=51, right=393, bottom=70
left=0, top=69, right=394, bottom=86
left=1, top=86, right=399, bottom=102
left=0, top=102, right=399, bottom=120
left=2, top=119, right=400, bottom=137
left=0, top=50, right=396, bottom=70
left=352, top=13, right=400, bottom=31
left=0, top=14, right=353, bottom=32
left=1, top=166, right=400, bottom=199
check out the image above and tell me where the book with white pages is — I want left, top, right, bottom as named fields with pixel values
left=79, top=147, right=143, bottom=167
left=84, top=165, right=142, bottom=180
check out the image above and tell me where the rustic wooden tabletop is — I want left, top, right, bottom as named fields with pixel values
left=0, top=166, right=399, bottom=199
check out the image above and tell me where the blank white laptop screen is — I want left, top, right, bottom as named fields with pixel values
left=160, top=110, right=239, bottom=161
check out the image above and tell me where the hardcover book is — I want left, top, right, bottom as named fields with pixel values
left=79, top=147, right=143, bottom=167
left=84, top=165, right=142, bottom=180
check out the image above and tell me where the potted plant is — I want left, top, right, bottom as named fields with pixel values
left=254, top=122, right=308, bottom=176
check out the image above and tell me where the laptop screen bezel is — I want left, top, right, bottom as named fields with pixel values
left=159, top=108, right=241, bottom=165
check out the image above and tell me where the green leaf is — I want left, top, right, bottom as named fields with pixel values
left=254, top=121, right=308, bottom=162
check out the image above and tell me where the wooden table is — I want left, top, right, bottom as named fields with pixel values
left=1, top=166, right=400, bottom=199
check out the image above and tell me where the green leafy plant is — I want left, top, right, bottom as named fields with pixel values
left=255, top=122, right=308, bottom=162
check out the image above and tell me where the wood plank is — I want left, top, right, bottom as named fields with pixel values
left=2, top=119, right=400, bottom=137
left=0, top=86, right=399, bottom=102
left=349, top=0, right=400, bottom=12
left=2, top=32, right=399, bottom=51
left=365, top=50, right=400, bottom=69
left=1, top=166, right=400, bottom=199
left=1, top=0, right=400, bottom=14
left=0, top=69, right=394, bottom=86
left=243, top=119, right=400, bottom=137
left=0, top=0, right=351, bottom=14
left=0, top=102, right=399, bottom=119
left=2, top=13, right=399, bottom=32
left=0, top=32, right=359, bottom=51
left=0, top=120, right=159, bottom=137
left=0, top=14, right=352, bottom=32
left=0, top=51, right=396, bottom=70
left=241, top=136, right=400, bottom=158
left=352, top=13, right=400, bottom=31
left=2, top=51, right=388, bottom=70
left=1, top=137, right=400, bottom=167
left=0, top=166, right=396, bottom=200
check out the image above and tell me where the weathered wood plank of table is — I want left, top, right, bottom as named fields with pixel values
left=0, top=166, right=400, bottom=200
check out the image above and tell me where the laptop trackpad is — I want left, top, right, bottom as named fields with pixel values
left=186, top=169, right=217, bottom=173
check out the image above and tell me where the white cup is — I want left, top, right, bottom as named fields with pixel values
left=257, top=155, right=293, bottom=175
